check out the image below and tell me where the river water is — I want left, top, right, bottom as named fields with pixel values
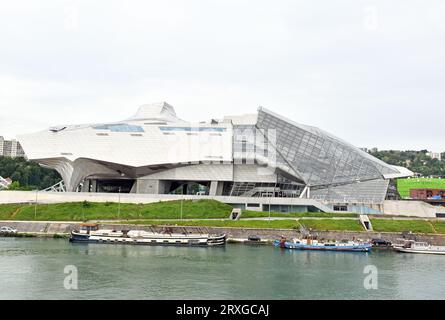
left=0, top=238, right=444, bottom=300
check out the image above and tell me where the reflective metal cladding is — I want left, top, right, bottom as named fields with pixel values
left=17, top=102, right=412, bottom=204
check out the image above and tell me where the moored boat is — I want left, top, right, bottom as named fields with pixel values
left=370, top=238, right=393, bottom=249
left=69, top=224, right=226, bottom=247
left=274, top=236, right=372, bottom=252
left=393, top=240, right=445, bottom=255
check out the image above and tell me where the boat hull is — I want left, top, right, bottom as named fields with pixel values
left=393, top=247, right=445, bottom=255
left=69, top=232, right=226, bottom=247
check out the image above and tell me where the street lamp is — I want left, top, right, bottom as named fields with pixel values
left=118, top=187, right=121, bottom=219
left=180, top=185, right=184, bottom=220
left=34, top=189, right=38, bottom=220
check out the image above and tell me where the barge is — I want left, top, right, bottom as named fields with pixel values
left=69, top=224, right=227, bottom=247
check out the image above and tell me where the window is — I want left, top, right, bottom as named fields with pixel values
left=49, top=126, right=67, bottom=133
left=160, top=127, right=226, bottom=133
left=93, top=124, right=144, bottom=133
left=144, top=122, right=167, bottom=125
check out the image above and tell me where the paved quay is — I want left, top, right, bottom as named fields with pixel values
left=2, top=220, right=445, bottom=245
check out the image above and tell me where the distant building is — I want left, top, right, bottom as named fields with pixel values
left=427, top=151, right=442, bottom=161
left=410, top=188, right=445, bottom=200
left=0, top=136, right=26, bottom=158
left=0, top=176, right=12, bottom=189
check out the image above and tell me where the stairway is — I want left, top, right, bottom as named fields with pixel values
left=359, top=215, right=373, bottom=231
left=230, top=209, right=242, bottom=220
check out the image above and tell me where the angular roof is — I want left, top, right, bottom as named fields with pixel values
left=127, top=102, right=181, bottom=122
left=255, top=107, right=412, bottom=187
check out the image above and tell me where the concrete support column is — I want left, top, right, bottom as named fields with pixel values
left=299, top=186, right=310, bottom=199
left=80, top=180, right=89, bottom=192
left=90, top=180, right=97, bottom=193
left=216, top=181, right=224, bottom=196
left=209, top=181, right=219, bottom=196
left=136, top=179, right=160, bottom=194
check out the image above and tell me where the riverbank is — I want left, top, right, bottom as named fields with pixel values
left=2, top=220, right=445, bottom=245
left=0, top=200, right=360, bottom=221
left=2, top=199, right=445, bottom=232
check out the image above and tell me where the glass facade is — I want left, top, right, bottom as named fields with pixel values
left=232, top=124, right=303, bottom=181
left=311, top=179, right=390, bottom=203
left=226, top=181, right=305, bottom=197
left=252, top=108, right=399, bottom=203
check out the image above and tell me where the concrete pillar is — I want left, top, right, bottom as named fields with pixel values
left=158, top=180, right=171, bottom=194
left=216, top=181, right=224, bottom=196
left=130, top=181, right=137, bottom=194
left=209, top=181, right=219, bottom=196
left=80, top=180, right=90, bottom=192
left=136, top=179, right=160, bottom=194
left=90, top=180, right=97, bottom=193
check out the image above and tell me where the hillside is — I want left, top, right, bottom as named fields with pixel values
left=368, top=149, right=445, bottom=177
left=397, top=178, right=445, bottom=198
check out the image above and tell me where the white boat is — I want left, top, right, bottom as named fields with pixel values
left=393, top=240, right=445, bottom=255
left=69, top=224, right=226, bottom=247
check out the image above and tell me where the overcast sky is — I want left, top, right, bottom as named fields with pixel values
left=0, top=1, right=444, bottom=151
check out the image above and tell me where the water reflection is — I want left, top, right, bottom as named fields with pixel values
left=0, top=238, right=444, bottom=300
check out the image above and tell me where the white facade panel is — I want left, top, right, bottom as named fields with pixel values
left=233, top=165, right=277, bottom=183
left=18, top=104, right=233, bottom=168
left=141, top=164, right=234, bottom=182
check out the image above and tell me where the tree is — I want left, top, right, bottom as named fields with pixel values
left=368, top=149, right=445, bottom=177
left=0, top=157, right=61, bottom=190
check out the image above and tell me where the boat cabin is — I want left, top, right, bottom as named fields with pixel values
left=412, top=242, right=429, bottom=249
left=401, top=240, right=430, bottom=249
left=79, top=223, right=100, bottom=234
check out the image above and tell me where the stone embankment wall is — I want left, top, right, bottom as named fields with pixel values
left=2, top=220, right=445, bottom=245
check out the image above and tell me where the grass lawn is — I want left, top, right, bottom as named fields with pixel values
left=116, top=219, right=302, bottom=229
left=431, top=221, right=445, bottom=234
left=122, top=218, right=445, bottom=233
left=0, top=200, right=233, bottom=221
left=371, top=219, right=435, bottom=234
left=299, top=219, right=364, bottom=231
left=0, top=204, right=23, bottom=220
left=0, top=200, right=357, bottom=221
left=1, top=199, right=444, bottom=234
left=241, top=211, right=358, bottom=218
left=397, top=178, right=445, bottom=198
left=124, top=218, right=363, bottom=231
